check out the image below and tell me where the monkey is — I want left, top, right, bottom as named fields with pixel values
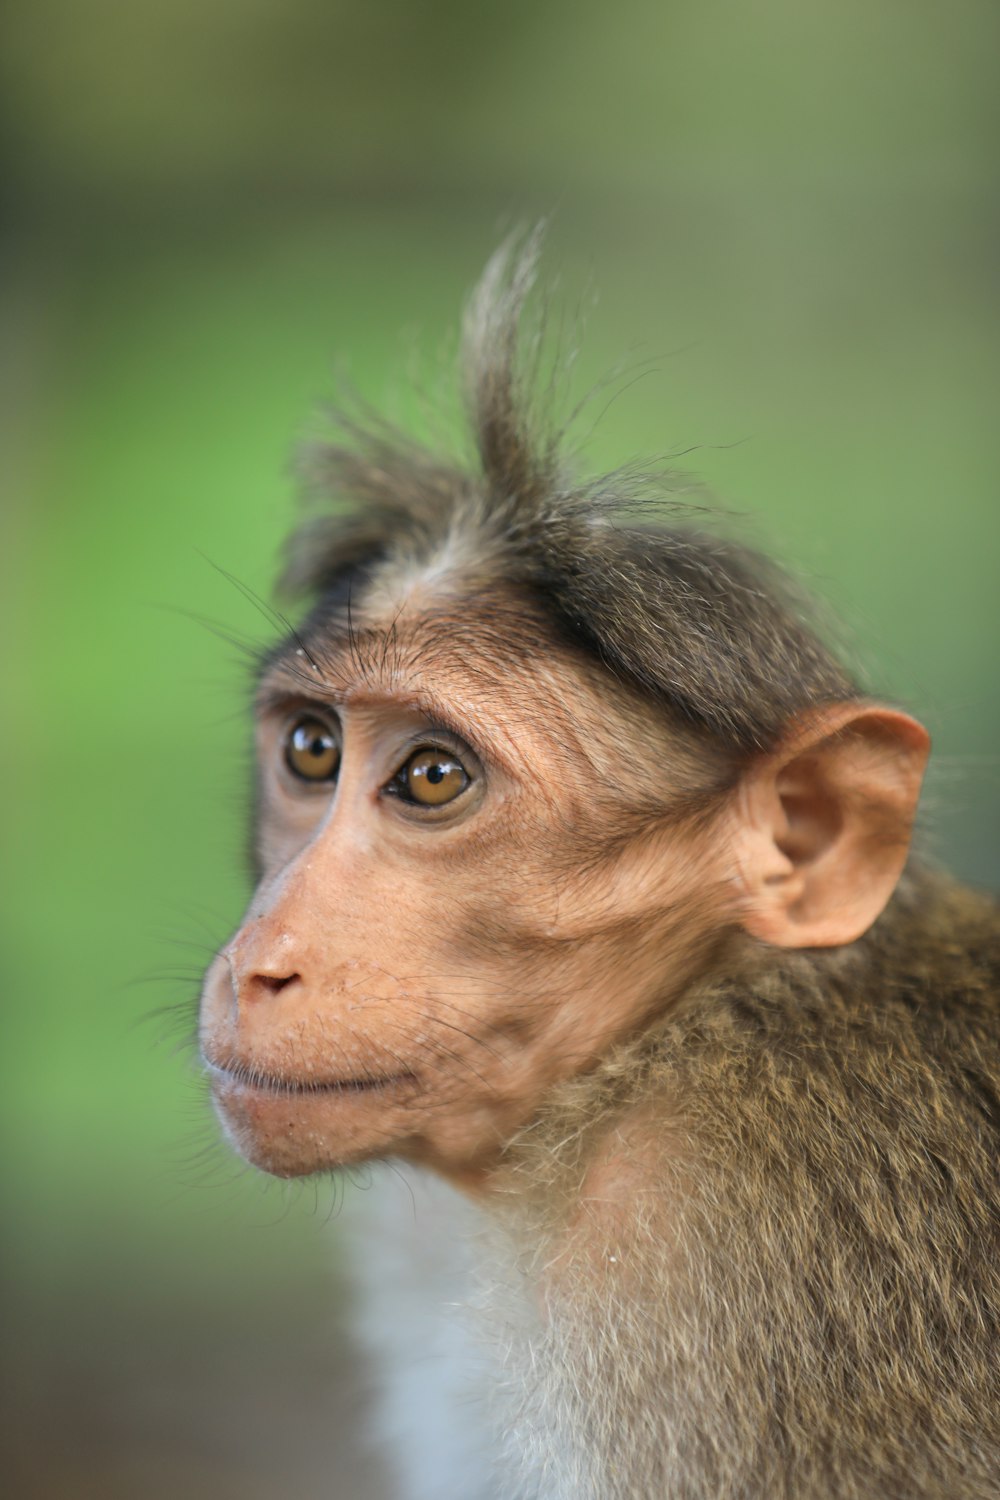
left=198, top=231, right=1000, bottom=1500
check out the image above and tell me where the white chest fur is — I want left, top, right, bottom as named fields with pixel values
left=343, top=1167, right=508, bottom=1500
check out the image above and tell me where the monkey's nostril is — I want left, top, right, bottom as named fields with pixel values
left=254, top=972, right=301, bottom=997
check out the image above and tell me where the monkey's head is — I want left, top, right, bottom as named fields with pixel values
left=199, top=235, right=928, bottom=1187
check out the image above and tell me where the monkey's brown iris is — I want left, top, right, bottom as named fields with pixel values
left=285, top=717, right=340, bottom=781
left=401, top=749, right=469, bottom=806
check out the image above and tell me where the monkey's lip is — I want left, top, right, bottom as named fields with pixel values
left=202, top=1056, right=418, bottom=1097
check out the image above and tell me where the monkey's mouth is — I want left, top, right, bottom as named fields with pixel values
left=203, top=1056, right=418, bottom=1098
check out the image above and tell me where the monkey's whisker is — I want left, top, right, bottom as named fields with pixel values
left=419, top=1011, right=505, bottom=1061
left=202, top=1058, right=417, bottom=1097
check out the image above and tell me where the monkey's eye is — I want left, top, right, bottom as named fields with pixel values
left=391, top=748, right=470, bottom=807
left=284, top=716, right=341, bottom=783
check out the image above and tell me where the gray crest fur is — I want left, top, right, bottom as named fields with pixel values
left=284, top=229, right=856, bottom=754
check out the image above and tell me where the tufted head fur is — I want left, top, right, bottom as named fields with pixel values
left=282, top=227, right=856, bottom=762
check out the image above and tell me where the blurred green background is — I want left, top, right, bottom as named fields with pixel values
left=1, top=1, right=997, bottom=1495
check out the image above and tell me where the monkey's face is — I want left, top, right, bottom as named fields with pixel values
left=198, top=589, right=736, bottom=1184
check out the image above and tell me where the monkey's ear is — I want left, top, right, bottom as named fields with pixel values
left=733, top=704, right=930, bottom=948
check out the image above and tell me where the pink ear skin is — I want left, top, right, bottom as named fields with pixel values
left=733, top=704, right=931, bottom=949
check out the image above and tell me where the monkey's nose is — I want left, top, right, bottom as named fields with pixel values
left=231, top=967, right=302, bottom=1007
left=248, top=970, right=301, bottom=999
left=225, top=939, right=303, bottom=1006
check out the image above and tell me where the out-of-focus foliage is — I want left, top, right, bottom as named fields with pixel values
left=1, top=2, right=997, bottom=1495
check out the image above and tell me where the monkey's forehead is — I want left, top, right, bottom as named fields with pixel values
left=262, top=583, right=563, bottom=689
left=255, top=586, right=626, bottom=766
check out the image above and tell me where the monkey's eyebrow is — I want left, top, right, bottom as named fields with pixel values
left=254, top=652, right=336, bottom=705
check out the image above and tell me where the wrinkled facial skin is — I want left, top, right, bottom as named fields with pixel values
left=199, top=589, right=738, bottom=1188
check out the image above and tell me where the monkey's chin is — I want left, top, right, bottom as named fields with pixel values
left=209, top=1072, right=418, bottom=1178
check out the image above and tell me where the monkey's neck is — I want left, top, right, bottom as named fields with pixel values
left=474, top=862, right=996, bottom=1216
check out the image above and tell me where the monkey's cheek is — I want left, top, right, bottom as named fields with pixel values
left=209, top=1079, right=414, bottom=1178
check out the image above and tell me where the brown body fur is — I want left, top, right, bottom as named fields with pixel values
left=492, top=870, right=1000, bottom=1498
